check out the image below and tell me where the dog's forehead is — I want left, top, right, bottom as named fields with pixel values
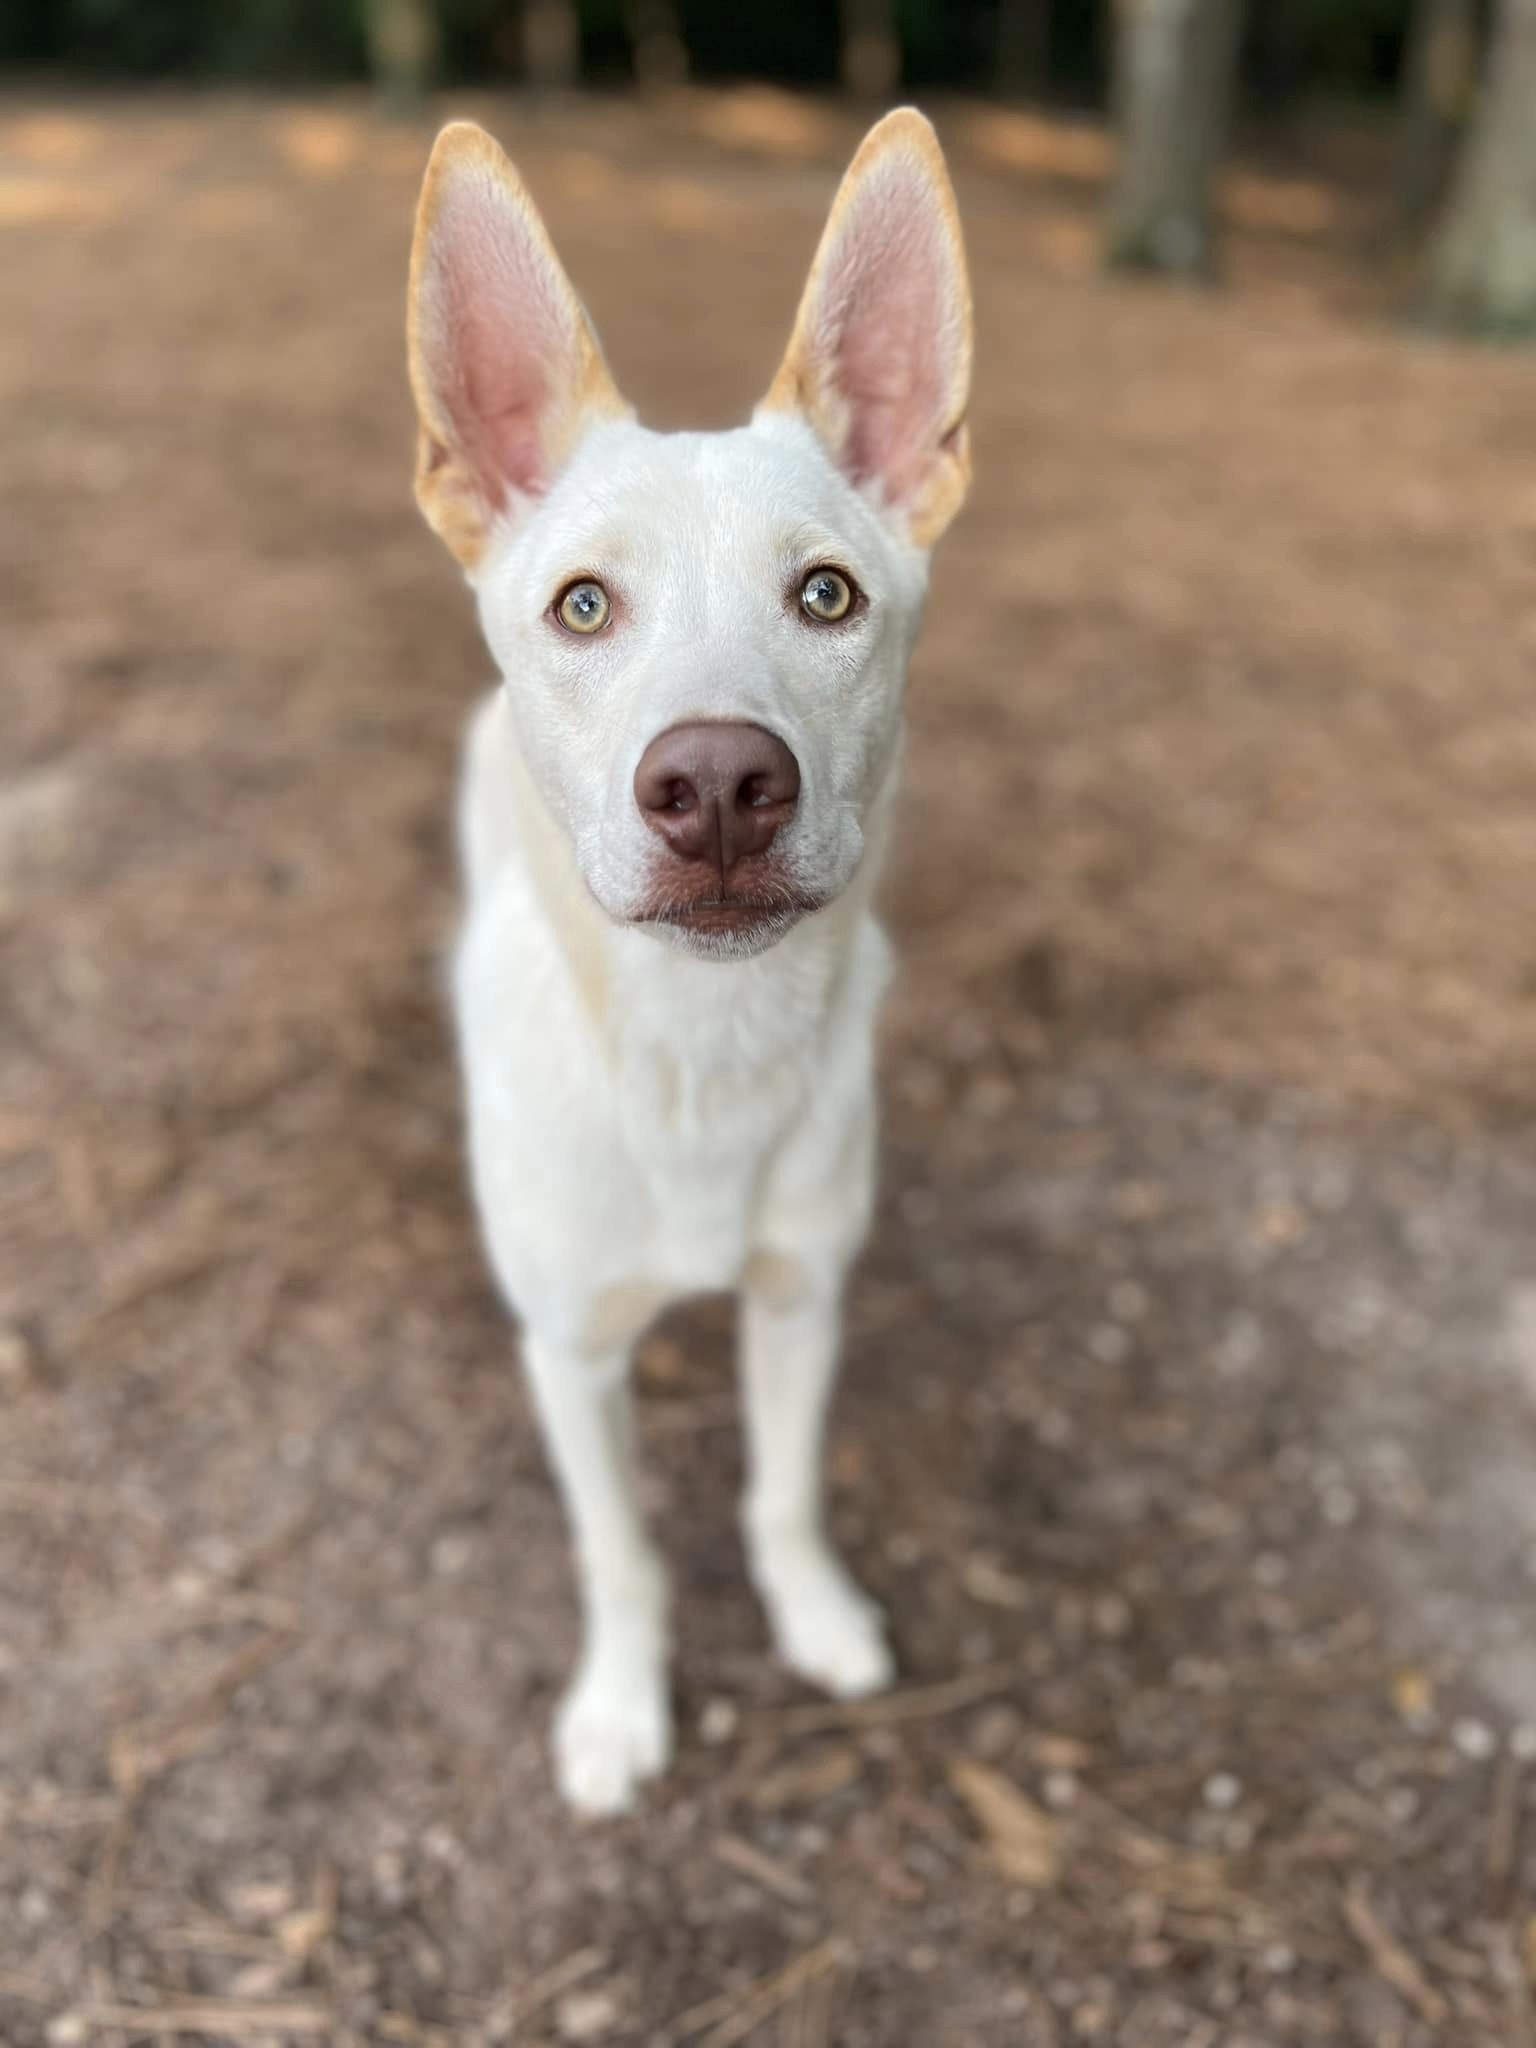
left=520, top=419, right=888, bottom=582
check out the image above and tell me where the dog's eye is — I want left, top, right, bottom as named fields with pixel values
left=556, top=579, right=612, bottom=635
left=800, top=567, right=855, bottom=624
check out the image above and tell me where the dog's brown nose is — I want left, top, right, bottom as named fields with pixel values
left=634, top=722, right=800, bottom=872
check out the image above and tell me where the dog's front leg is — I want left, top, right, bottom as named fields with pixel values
left=738, top=1262, right=894, bottom=1700
left=521, top=1329, right=670, bottom=1815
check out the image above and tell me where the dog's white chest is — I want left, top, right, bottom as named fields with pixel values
left=454, top=857, right=861, bottom=1317
left=617, top=1031, right=812, bottom=1293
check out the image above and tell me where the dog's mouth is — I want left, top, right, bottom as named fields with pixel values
left=633, top=888, right=825, bottom=942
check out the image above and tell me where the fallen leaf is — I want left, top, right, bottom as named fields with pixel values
left=751, top=1744, right=861, bottom=1809
left=1391, top=1667, right=1435, bottom=1726
left=947, top=1758, right=1061, bottom=1888
left=277, top=1907, right=332, bottom=1960
left=962, top=1556, right=1032, bottom=1610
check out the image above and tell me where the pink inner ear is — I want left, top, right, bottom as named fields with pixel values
left=422, top=165, right=576, bottom=509
left=817, top=161, right=957, bottom=510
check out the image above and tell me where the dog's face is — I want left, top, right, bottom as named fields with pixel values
left=408, top=114, right=972, bottom=957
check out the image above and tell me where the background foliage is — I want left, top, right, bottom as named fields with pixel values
left=0, top=0, right=1441, bottom=101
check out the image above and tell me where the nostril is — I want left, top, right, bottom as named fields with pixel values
left=663, top=777, right=696, bottom=813
left=735, top=753, right=799, bottom=818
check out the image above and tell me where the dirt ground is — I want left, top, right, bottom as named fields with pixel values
left=5, top=84, right=1536, bottom=2048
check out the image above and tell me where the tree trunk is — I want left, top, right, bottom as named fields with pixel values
left=1394, top=0, right=1480, bottom=231
left=521, top=0, right=580, bottom=90
left=363, top=0, right=437, bottom=119
left=841, top=0, right=900, bottom=100
left=1247, top=0, right=1307, bottom=114
left=994, top=1, right=1051, bottom=98
left=1419, top=0, right=1536, bottom=334
left=1104, top=0, right=1244, bottom=278
left=626, top=0, right=687, bottom=88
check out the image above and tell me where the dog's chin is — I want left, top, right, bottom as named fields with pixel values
left=631, top=894, right=824, bottom=961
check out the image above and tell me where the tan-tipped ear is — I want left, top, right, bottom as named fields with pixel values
left=407, top=121, right=631, bottom=570
left=761, top=108, right=972, bottom=549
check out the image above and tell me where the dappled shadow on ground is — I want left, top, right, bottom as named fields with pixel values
left=4, top=87, right=1536, bottom=2048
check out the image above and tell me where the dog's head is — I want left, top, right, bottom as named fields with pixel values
left=408, top=111, right=972, bottom=958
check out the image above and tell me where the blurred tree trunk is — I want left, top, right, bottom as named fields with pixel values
left=1247, top=0, right=1307, bottom=115
left=1105, top=0, right=1244, bottom=278
left=994, top=1, right=1051, bottom=97
left=1420, top=0, right=1536, bottom=334
left=841, top=0, right=900, bottom=98
left=363, top=0, right=437, bottom=118
left=1394, top=0, right=1480, bottom=230
left=521, top=0, right=580, bottom=88
left=626, top=0, right=687, bottom=88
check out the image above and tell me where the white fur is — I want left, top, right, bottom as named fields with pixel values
left=418, top=115, right=969, bottom=1813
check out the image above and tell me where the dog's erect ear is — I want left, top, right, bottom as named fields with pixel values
left=407, top=122, right=631, bottom=570
left=760, top=108, right=972, bottom=549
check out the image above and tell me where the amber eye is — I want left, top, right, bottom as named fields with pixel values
left=800, top=566, right=855, bottom=623
left=556, top=579, right=612, bottom=635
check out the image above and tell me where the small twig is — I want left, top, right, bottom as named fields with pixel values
left=88, top=1625, right=300, bottom=2006
left=1483, top=1922, right=1536, bottom=2048
left=378, top=2015, right=455, bottom=2048
left=66, top=2002, right=333, bottom=2038
left=760, top=1665, right=1015, bottom=1738
left=1343, top=1876, right=1448, bottom=2026
left=1158, top=1911, right=1287, bottom=1952
left=0, top=1474, right=143, bottom=1520
left=85, top=1790, right=142, bottom=1937
left=1486, top=1753, right=1523, bottom=1890
left=110, top=1630, right=298, bottom=1794
left=0, top=1969, right=51, bottom=2005
left=77, top=1247, right=230, bottom=1335
left=643, top=1394, right=740, bottom=1435
left=713, top=1835, right=815, bottom=1907
left=795, top=1959, right=839, bottom=2048
left=227, top=1506, right=326, bottom=1588
left=152, top=1591, right=303, bottom=1639
left=156, top=1927, right=280, bottom=1959
left=669, top=1940, right=845, bottom=2047
left=86, top=1955, right=127, bottom=2048
left=475, top=1945, right=607, bottom=2043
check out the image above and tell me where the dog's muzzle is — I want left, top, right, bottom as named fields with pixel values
left=630, top=721, right=815, bottom=946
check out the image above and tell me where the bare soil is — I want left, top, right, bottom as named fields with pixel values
left=4, top=86, right=1536, bottom=2048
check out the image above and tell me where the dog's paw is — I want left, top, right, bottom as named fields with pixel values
left=759, top=1540, right=895, bottom=1700
left=554, top=1665, right=672, bottom=1817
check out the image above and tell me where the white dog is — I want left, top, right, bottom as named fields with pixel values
left=406, top=108, right=972, bottom=1813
